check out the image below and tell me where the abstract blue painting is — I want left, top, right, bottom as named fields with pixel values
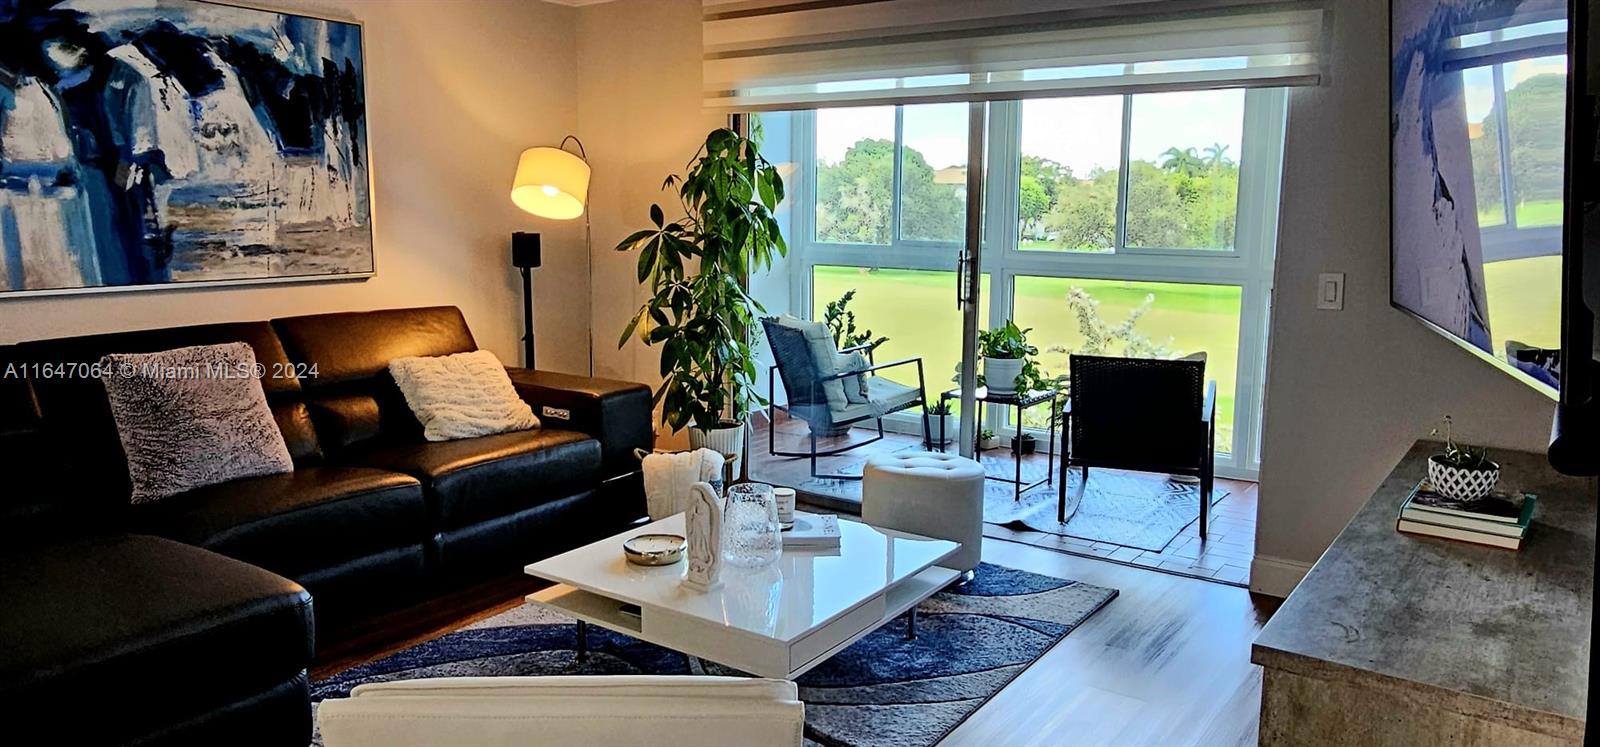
left=0, top=0, right=372, bottom=295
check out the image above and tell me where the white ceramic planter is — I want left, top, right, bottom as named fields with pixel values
left=927, top=413, right=955, bottom=447
left=690, top=421, right=746, bottom=474
left=984, top=356, right=1024, bottom=395
left=1428, top=456, right=1501, bottom=501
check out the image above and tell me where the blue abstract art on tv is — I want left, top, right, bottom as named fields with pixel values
left=0, top=0, right=372, bottom=295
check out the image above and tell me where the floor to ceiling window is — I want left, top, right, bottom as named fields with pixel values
left=764, top=86, right=1286, bottom=477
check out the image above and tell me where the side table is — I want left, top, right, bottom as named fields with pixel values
left=937, top=386, right=1062, bottom=500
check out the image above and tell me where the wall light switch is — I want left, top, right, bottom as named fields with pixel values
left=1317, top=273, right=1345, bottom=310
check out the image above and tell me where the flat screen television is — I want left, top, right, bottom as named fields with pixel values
left=1391, top=0, right=1598, bottom=474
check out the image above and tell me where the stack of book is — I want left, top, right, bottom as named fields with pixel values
left=781, top=511, right=841, bottom=549
left=1396, top=480, right=1536, bottom=549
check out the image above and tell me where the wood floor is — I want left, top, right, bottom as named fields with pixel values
left=314, top=536, right=1279, bottom=746
left=749, top=410, right=1261, bottom=585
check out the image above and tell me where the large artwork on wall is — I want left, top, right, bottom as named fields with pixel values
left=0, top=0, right=372, bottom=296
left=1391, top=0, right=1569, bottom=390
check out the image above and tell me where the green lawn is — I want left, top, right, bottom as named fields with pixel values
left=811, top=266, right=1243, bottom=451
left=1479, top=198, right=1563, bottom=229
left=1483, top=255, right=1561, bottom=355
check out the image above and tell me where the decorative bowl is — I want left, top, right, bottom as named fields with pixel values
left=1427, top=455, right=1501, bottom=501
left=623, top=533, right=687, bottom=566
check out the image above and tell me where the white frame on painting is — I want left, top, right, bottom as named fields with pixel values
left=0, top=0, right=375, bottom=298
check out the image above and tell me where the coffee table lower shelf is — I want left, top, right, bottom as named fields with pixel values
left=527, top=564, right=960, bottom=680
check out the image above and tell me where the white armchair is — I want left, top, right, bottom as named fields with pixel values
left=318, top=675, right=805, bottom=747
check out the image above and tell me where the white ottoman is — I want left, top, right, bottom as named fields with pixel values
left=862, top=451, right=986, bottom=575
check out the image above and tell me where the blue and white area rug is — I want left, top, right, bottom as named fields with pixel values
left=312, top=563, right=1117, bottom=747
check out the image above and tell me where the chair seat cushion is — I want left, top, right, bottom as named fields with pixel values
left=132, top=466, right=426, bottom=577
left=831, top=377, right=921, bottom=422
left=0, top=535, right=313, bottom=743
left=354, top=428, right=601, bottom=529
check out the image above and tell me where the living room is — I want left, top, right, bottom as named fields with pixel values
left=2, top=1, right=1596, bottom=745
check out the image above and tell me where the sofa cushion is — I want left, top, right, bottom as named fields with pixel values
left=0, top=535, right=313, bottom=745
left=101, top=342, right=295, bottom=503
left=132, top=466, right=426, bottom=578
left=13, top=321, right=316, bottom=523
left=273, top=306, right=477, bottom=388
left=355, top=429, right=601, bottom=530
left=389, top=350, right=539, bottom=442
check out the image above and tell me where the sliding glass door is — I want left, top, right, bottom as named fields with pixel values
left=752, top=87, right=1286, bottom=480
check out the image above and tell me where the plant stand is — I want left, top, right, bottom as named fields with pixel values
left=937, top=386, right=1061, bottom=500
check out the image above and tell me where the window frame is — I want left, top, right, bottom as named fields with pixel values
left=1456, top=29, right=1566, bottom=262
left=784, top=88, right=1288, bottom=478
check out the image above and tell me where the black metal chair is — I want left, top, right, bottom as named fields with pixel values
left=1059, top=353, right=1216, bottom=537
left=761, top=318, right=929, bottom=480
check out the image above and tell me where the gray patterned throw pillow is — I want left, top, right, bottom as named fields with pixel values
left=100, top=342, right=294, bottom=503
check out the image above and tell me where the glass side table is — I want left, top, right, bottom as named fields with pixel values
left=937, top=387, right=1064, bottom=500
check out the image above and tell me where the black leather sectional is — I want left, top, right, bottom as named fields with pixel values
left=0, top=306, right=652, bottom=745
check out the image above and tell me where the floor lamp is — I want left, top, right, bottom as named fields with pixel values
left=510, top=136, right=592, bottom=373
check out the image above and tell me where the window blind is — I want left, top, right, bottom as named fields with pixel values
left=703, top=0, right=1329, bottom=112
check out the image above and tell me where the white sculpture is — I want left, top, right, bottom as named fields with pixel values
left=682, top=481, right=724, bottom=592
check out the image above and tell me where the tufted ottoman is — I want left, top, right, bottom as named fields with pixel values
left=862, top=451, right=986, bottom=575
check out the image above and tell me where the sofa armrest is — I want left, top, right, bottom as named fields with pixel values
left=319, top=676, right=804, bottom=747
left=506, top=369, right=653, bottom=480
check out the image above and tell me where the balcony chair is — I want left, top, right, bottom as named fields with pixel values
left=1059, top=353, right=1216, bottom=537
left=761, top=317, right=929, bottom=480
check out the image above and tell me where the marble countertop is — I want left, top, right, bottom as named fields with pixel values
left=1253, top=441, right=1596, bottom=734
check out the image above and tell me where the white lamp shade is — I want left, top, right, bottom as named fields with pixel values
left=511, top=146, right=590, bottom=220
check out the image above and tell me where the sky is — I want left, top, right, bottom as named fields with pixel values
left=1462, top=55, right=1568, bottom=124
left=815, top=88, right=1248, bottom=177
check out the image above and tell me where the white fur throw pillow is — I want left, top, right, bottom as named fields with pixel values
left=100, top=343, right=294, bottom=504
left=388, top=350, right=540, bottom=442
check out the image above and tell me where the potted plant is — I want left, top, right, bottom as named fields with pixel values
left=977, top=428, right=1001, bottom=451
left=925, top=400, right=954, bottom=448
left=823, top=289, right=888, bottom=353
left=1011, top=432, right=1037, bottom=455
left=977, top=320, right=1052, bottom=396
left=616, top=128, right=786, bottom=468
left=1427, top=416, right=1501, bottom=501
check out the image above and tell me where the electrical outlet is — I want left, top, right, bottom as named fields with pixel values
left=1317, top=273, right=1345, bottom=310
left=541, top=406, right=572, bottom=421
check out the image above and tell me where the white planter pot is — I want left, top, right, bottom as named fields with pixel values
left=1428, top=456, right=1501, bottom=501
left=984, top=356, right=1024, bottom=395
left=927, top=413, right=955, bottom=447
left=690, top=421, right=746, bottom=475
left=978, top=435, right=1003, bottom=450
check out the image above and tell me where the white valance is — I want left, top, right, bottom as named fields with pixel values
left=703, top=0, right=1329, bottom=112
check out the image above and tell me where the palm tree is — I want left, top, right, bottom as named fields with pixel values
left=1203, top=142, right=1232, bottom=169
left=1160, top=146, right=1204, bottom=176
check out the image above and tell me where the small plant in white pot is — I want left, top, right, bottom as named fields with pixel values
left=616, top=128, right=785, bottom=469
left=977, top=428, right=1002, bottom=451
left=1427, top=416, right=1501, bottom=500
left=977, top=320, right=1043, bottom=396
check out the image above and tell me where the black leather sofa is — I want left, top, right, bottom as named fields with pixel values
left=0, top=306, right=652, bottom=745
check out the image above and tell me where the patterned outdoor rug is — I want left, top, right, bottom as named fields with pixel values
left=311, top=563, right=1117, bottom=747
left=981, top=457, right=1229, bottom=552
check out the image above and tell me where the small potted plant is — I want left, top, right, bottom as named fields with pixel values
left=977, top=428, right=1001, bottom=451
left=1428, top=416, right=1501, bottom=501
left=977, top=320, right=1039, bottom=395
left=1011, top=432, right=1037, bottom=455
left=925, top=400, right=954, bottom=448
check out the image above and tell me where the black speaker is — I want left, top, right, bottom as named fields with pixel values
left=512, top=232, right=542, bottom=269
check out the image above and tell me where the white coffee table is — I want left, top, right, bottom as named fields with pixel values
left=523, top=514, right=960, bottom=679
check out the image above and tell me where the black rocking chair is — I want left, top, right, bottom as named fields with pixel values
left=1059, top=353, right=1217, bottom=537
left=761, top=318, right=929, bottom=480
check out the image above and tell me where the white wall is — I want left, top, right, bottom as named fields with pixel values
left=0, top=0, right=589, bottom=374
left=576, top=0, right=723, bottom=448
left=1251, top=0, right=1557, bottom=596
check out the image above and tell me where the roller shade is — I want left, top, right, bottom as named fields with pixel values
left=703, top=0, right=1329, bottom=112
